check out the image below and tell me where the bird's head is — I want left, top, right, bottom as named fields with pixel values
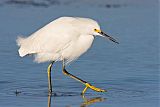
left=77, top=17, right=119, bottom=44
left=87, top=19, right=119, bottom=44
left=88, top=20, right=119, bottom=44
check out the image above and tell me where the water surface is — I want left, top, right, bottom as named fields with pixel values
left=0, top=1, right=159, bottom=107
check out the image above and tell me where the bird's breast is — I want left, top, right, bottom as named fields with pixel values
left=76, top=35, right=94, bottom=54
left=61, top=35, right=94, bottom=62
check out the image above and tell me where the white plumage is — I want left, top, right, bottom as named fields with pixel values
left=16, top=16, right=119, bottom=94
left=17, top=17, right=101, bottom=64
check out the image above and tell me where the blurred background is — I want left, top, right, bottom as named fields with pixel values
left=0, top=0, right=159, bottom=107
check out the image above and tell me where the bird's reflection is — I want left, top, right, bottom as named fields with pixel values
left=47, top=93, right=106, bottom=107
left=80, top=95, right=106, bottom=107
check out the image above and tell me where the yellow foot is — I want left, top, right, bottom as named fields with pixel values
left=81, top=83, right=106, bottom=94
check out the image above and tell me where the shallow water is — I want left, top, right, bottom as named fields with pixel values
left=0, top=1, right=159, bottom=107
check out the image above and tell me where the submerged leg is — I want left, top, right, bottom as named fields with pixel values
left=47, top=61, right=54, bottom=95
left=62, top=60, right=106, bottom=95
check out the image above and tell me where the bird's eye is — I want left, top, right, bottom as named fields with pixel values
left=94, top=29, right=101, bottom=33
left=94, top=29, right=98, bottom=32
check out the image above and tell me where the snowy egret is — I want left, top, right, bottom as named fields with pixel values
left=17, top=17, right=119, bottom=95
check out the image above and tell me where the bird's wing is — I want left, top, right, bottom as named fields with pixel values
left=17, top=17, right=80, bottom=57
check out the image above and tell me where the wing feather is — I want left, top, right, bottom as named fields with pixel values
left=17, top=17, right=80, bottom=58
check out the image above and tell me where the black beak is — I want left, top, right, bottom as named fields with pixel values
left=99, top=31, right=119, bottom=44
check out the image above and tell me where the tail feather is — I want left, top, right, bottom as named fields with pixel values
left=16, top=36, right=28, bottom=57
left=16, top=36, right=25, bottom=46
left=18, top=48, right=28, bottom=57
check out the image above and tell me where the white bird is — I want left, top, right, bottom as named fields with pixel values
left=17, top=17, right=119, bottom=95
